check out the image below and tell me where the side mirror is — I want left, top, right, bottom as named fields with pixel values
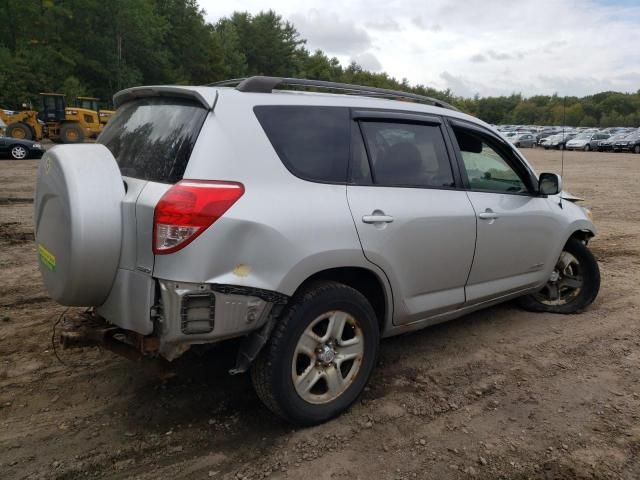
left=539, top=172, right=562, bottom=195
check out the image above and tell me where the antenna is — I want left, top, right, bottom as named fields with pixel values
left=560, top=96, right=566, bottom=208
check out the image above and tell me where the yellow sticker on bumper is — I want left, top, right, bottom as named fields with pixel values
left=38, top=244, right=56, bottom=271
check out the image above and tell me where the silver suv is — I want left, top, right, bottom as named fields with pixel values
left=34, top=77, right=600, bottom=425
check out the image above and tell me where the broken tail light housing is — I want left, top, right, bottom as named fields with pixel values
left=153, top=180, right=244, bottom=255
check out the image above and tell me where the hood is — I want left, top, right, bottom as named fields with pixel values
left=560, top=191, right=584, bottom=202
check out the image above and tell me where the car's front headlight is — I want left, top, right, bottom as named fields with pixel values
left=582, top=207, right=593, bottom=221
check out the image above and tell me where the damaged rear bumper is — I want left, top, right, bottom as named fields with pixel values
left=66, top=280, right=288, bottom=362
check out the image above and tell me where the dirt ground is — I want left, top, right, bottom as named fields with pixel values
left=1, top=147, right=639, bottom=480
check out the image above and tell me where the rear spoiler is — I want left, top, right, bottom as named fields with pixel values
left=113, top=86, right=217, bottom=110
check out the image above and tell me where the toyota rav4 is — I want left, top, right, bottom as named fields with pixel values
left=34, top=77, right=600, bottom=425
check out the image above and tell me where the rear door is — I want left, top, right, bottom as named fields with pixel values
left=346, top=111, right=477, bottom=325
left=96, top=97, right=208, bottom=333
left=448, top=120, right=564, bottom=303
left=98, top=97, right=209, bottom=274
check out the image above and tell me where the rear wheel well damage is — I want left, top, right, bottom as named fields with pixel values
left=231, top=267, right=389, bottom=374
left=296, top=267, right=388, bottom=333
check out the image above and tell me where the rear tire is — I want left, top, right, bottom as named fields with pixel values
left=584, top=144, right=591, bottom=151
left=59, top=123, right=85, bottom=144
left=251, top=281, right=379, bottom=426
left=6, top=122, right=32, bottom=140
left=518, top=238, right=600, bottom=314
left=634, top=145, right=640, bottom=154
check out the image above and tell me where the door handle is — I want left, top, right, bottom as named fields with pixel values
left=478, top=209, right=499, bottom=220
left=362, top=214, right=394, bottom=224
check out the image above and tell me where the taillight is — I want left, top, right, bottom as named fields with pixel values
left=153, top=180, right=244, bottom=255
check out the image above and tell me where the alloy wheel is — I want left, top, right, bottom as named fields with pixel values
left=11, top=146, right=28, bottom=159
left=533, top=251, right=583, bottom=306
left=292, top=310, right=364, bottom=405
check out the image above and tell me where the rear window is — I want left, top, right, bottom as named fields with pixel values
left=254, top=106, right=350, bottom=183
left=99, top=97, right=207, bottom=183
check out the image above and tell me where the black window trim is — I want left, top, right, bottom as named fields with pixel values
left=445, top=117, right=541, bottom=196
left=348, top=108, right=464, bottom=190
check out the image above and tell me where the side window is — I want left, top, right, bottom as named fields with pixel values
left=452, top=127, right=528, bottom=194
left=254, top=106, right=350, bottom=183
left=358, top=121, right=454, bottom=188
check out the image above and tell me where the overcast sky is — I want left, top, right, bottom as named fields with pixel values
left=199, top=0, right=640, bottom=98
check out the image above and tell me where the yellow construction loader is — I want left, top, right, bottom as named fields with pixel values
left=76, top=96, right=115, bottom=125
left=0, top=93, right=103, bottom=143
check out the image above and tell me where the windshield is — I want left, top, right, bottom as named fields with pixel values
left=98, top=97, right=207, bottom=183
left=574, top=133, right=591, bottom=140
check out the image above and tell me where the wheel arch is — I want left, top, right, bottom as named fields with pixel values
left=568, top=228, right=595, bottom=245
left=293, top=266, right=392, bottom=333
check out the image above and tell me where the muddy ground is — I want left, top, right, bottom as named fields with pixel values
left=1, top=148, right=639, bottom=480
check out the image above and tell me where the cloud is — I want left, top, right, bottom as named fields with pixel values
left=439, top=71, right=478, bottom=98
left=365, top=19, right=402, bottom=32
left=411, top=16, right=442, bottom=31
left=487, top=50, right=512, bottom=61
left=199, top=0, right=640, bottom=97
left=470, top=53, right=487, bottom=63
left=290, top=10, right=371, bottom=55
left=351, top=52, right=383, bottom=72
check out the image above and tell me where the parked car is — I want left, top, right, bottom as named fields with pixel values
left=34, top=77, right=600, bottom=426
left=0, top=134, right=45, bottom=159
left=509, top=132, right=537, bottom=148
left=536, top=130, right=559, bottom=144
left=598, top=133, right=630, bottom=152
left=565, top=132, right=609, bottom=151
left=541, top=132, right=577, bottom=150
left=613, top=131, right=640, bottom=153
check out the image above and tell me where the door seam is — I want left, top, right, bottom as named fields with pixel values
left=463, top=191, right=479, bottom=301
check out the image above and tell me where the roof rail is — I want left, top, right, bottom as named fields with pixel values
left=208, top=76, right=458, bottom=111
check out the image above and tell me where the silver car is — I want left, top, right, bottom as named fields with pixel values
left=34, top=77, right=600, bottom=425
left=509, top=132, right=537, bottom=148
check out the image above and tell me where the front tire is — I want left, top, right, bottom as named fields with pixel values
left=6, top=122, right=32, bottom=140
left=518, top=238, right=600, bottom=314
left=251, top=281, right=379, bottom=426
left=584, top=144, right=591, bottom=151
left=634, top=145, right=640, bottom=154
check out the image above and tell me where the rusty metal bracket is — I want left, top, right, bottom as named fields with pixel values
left=58, top=311, right=172, bottom=376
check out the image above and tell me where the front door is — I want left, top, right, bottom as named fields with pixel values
left=448, top=122, right=564, bottom=303
left=347, top=112, right=477, bottom=325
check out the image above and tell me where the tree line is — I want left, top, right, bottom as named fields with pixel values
left=1, top=0, right=639, bottom=127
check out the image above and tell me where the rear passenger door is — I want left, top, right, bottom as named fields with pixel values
left=346, top=111, right=477, bottom=325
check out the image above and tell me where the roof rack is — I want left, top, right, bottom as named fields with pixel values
left=208, top=76, right=458, bottom=111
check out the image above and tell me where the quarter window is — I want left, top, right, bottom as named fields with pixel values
left=452, top=127, right=528, bottom=194
left=358, top=121, right=454, bottom=188
left=254, top=106, right=350, bottom=183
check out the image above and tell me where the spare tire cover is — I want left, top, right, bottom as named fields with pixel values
left=34, top=144, right=124, bottom=306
